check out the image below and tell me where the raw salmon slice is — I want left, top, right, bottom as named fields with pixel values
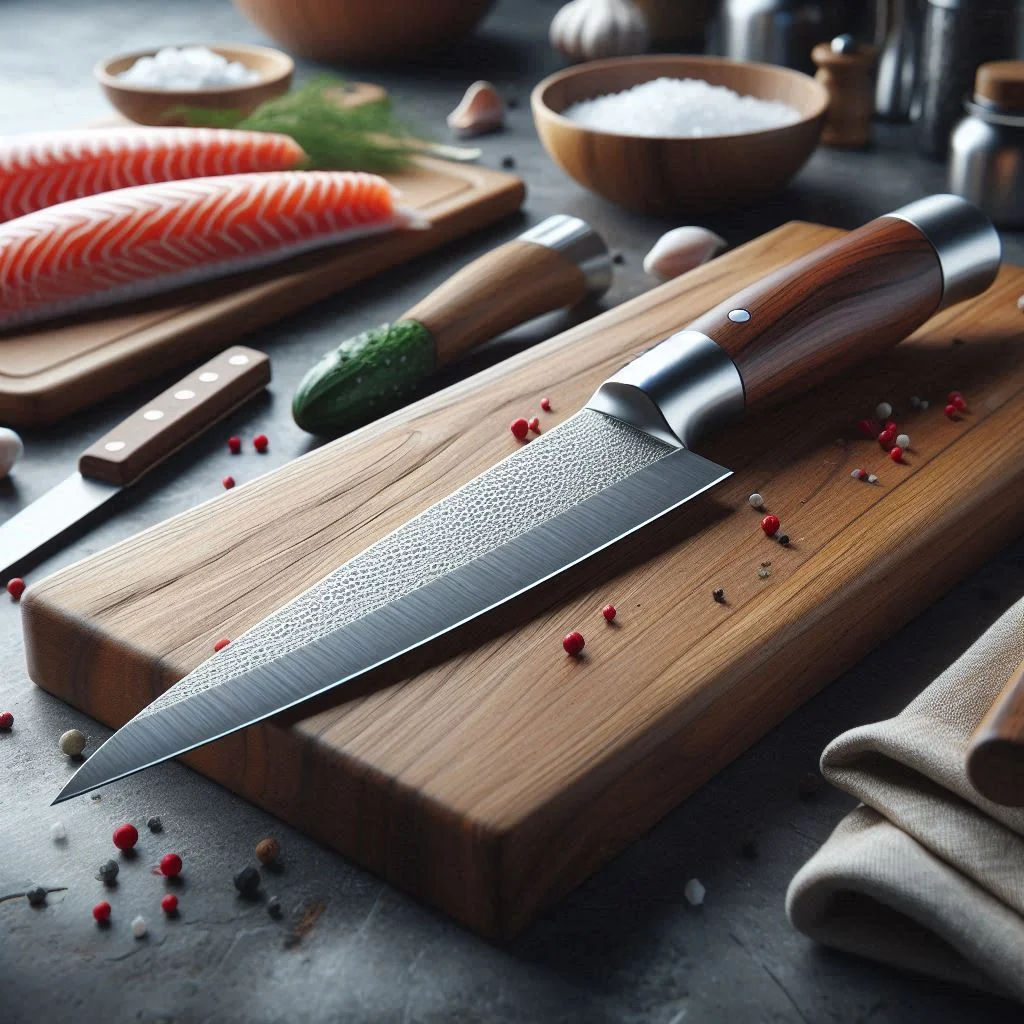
left=0, top=127, right=305, bottom=222
left=0, top=171, right=421, bottom=330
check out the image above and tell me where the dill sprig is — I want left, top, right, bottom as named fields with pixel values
left=176, top=76, right=419, bottom=172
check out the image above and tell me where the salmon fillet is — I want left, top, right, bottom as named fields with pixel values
left=0, top=170, right=421, bottom=330
left=0, top=127, right=305, bottom=222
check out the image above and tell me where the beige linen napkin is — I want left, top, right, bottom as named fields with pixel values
left=786, top=596, right=1024, bottom=1002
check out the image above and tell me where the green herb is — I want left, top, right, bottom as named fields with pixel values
left=176, top=76, right=419, bottom=172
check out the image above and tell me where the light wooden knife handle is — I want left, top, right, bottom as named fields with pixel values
left=404, top=239, right=591, bottom=365
left=79, top=346, right=270, bottom=487
left=967, top=657, right=1024, bottom=806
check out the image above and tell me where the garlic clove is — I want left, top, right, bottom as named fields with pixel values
left=550, top=0, right=649, bottom=64
left=643, top=226, right=727, bottom=281
left=447, top=81, right=505, bottom=138
left=0, top=426, right=23, bottom=478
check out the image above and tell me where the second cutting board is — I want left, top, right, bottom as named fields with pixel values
left=0, top=157, right=523, bottom=426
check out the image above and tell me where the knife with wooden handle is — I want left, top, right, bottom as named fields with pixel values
left=967, top=657, right=1024, bottom=806
left=0, top=346, right=270, bottom=575
left=55, top=195, right=1004, bottom=803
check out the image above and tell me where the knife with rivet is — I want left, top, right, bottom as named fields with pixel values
left=54, top=195, right=1002, bottom=804
left=0, top=345, right=270, bottom=576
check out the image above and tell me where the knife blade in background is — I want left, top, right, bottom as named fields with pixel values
left=55, top=195, right=1002, bottom=803
left=1, top=346, right=270, bottom=576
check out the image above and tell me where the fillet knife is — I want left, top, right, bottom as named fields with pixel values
left=0, top=346, right=270, bottom=577
left=54, top=196, right=1001, bottom=804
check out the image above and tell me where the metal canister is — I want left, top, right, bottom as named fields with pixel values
left=715, top=0, right=858, bottom=74
left=916, top=0, right=1018, bottom=158
left=950, top=62, right=1024, bottom=226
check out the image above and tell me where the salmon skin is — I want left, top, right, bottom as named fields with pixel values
left=0, top=127, right=305, bottom=223
left=0, top=171, right=422, bottom=330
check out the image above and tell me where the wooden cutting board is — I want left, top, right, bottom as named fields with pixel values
left=23, top=221, right=1024, bottom=940
left=0, top=157, right=524, bottom=426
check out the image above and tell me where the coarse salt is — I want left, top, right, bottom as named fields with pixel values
left=562, top=78, right=801, bottom=138
left=684, top=878, right=706, bottom=905
left=118, top=47, right=262, bottom=91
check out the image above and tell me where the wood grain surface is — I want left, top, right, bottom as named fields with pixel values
left=688, top=216, right=943, bottom=406
left=0, top=157, right=523, bottom=426
left=406, top=239, right=588, bottom=364
left=968, top=657, right=1024, bottom=806
left=23, top=221, right=1024, bottom=939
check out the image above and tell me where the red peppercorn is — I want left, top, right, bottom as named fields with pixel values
left=159, top=853, right=182, bottom=877
left=947, top=391, right=961, bottom=403
left=112, top=823, right=139, bottom=851
left=92, top=900, right=112, bottom=923
left=889, top=446, right=903, bottom=462
left=602, top=604, right=616, bottom=622
left=222, top=476, right=235, bottom=490
left=944, top=403, right=957, bottom=419
left=562, top=631, right=585, bottom=656
left=540, top=397, right=552, bottom=412
left=227, top=436, right=241, bottom=454
left=214, top=637, right=230, bottom=652
left=161, top=893, right=178, bottom=915
left=884, top=420, right=898, bottom=433
left=760, top=514, right=780, bottom=537
left=857, top=469, right=869, bottom=480
left=877, top=429, right=896, bottom=449
left=953, top=395, right=967, bottom=411
left=253, top=434, right=269, bottom=453
left=510, top=417, right=529, bottom=440
left=6, top=577, right=25, bottom=600
left=0, top=711, right=12, bottom=729
left=857, top=418, right=877, bottom=437
left=528, top=417, right=541, bottom=434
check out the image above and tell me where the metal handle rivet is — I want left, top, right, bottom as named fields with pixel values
left=143, top=410, right=164, bottom=421
left=728, top=309, right=751, bottom=323
left=174, top=389, right=195, bottom=401
left=104, top=441, right=126, bottom=452
left=228, top=355, right=250, bottom=366
left=198, top=372, right=218, bottom=383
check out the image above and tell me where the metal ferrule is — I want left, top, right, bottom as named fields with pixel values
left=586, top=330, right=745, bottom=449
left=518, top=215, right=612, bottom=299
left=885, top=194, right=1002, bottom=308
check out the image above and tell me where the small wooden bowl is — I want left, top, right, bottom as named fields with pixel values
left=95, top=43, right=294, bottom=127
left=532, top=55, right=829, bottom=215
left=234, top=0, right=497, bottom=64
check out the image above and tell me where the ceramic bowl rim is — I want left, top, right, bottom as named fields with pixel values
left=531, top=54, right=830, bottom=144
left=94, top=41, right=294, bottom=96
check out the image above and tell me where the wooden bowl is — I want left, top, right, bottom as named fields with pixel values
left=95, top=43, right=294, bottom=127
left=233, top=0, right=497, bottom=64
left=531, top=55, right=829, bottom=215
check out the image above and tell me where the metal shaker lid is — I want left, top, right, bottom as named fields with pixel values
left=974, top=61, right=1024, bottom=114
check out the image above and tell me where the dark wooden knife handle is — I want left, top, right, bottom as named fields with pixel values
left=79, top=346, right=270, bottom=487
left=404, top=240, right=589, bottom=365
left=967, top=657, right=1024, bottom=806
left=686, top=216, right=944, bottom=407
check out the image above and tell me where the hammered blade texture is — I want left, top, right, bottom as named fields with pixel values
left=137, top=409, right=675, bottom=718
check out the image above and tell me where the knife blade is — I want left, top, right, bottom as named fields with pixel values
left=1, top=346, right=270, bottom=576
left=54, top=195, right=1002, bottom=803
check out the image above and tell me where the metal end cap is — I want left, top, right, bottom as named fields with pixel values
left=518, top=215, right=612, bottom=299
left=886, top=194, right=1002, bottom=309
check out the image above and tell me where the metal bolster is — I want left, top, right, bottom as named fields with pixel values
left=885, top=194, right=1002, bottom=309
left=518, top=215, right=613, bottom=299
left=586, top=330, right=745, bottom=449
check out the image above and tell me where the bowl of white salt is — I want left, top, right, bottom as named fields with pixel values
left=96, top=43, right=294, bottom=126
left=532, top=55, right=828, bottom=215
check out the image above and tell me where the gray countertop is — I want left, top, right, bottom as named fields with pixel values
left=2, top=2, right=1023, bottom=1022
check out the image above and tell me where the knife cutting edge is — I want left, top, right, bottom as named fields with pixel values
left=54, top=195, right=1002, bottom=804
left=0, top=345, right=270, bottom=577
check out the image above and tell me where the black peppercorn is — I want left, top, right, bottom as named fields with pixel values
left=26, top=886, right=47, bottom=907
left=146, top=816, right=163, bottom=833
left=777, top=534, right=790, bottom=546
left=500, top=155, right=516, bottom=169
left=234, top=866, right=261, bottom=896
left=712, top=588, right=725, bottom=604
left=97, top=859, right=119, bottom=885
left=267, top=896, right=283, bottom=919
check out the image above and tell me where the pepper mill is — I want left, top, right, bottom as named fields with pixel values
left=812, top=34, right=878, bottom=147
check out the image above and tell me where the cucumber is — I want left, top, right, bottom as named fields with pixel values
left=292, top=319, right=436, bottom=436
